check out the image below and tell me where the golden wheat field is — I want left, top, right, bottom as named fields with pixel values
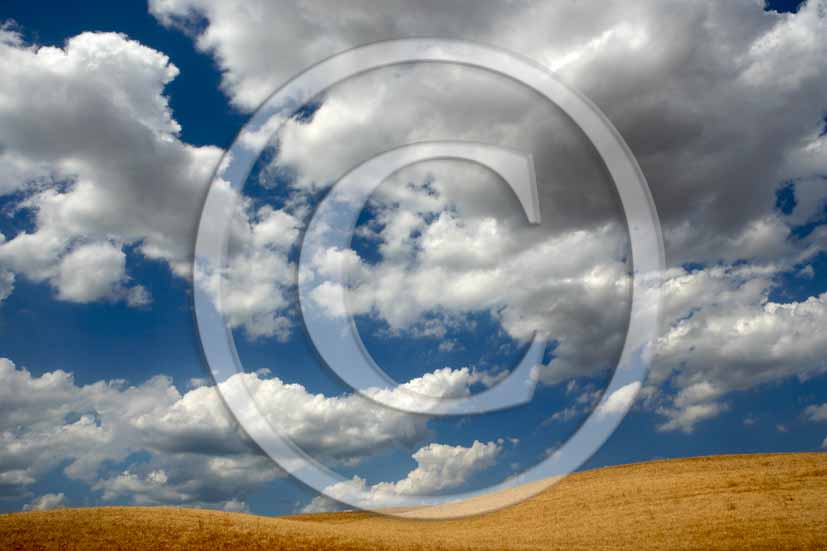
left=1, top=453, right=825, bottom=551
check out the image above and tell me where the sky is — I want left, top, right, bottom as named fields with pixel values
left=0, top=0, right=825, bottom=515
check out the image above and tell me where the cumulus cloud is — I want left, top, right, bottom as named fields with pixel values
left=136, top=367, right=467, bottom=463
left=804, top=403, right=827, bottom=422
left=52, top=242, right=134, bottom=304
left=0, top=356, right=482, bottom=506
left=94, top=470, right=186, bottom=504
left=148, top=1, right=827, bottom=436
left=595, top=382, right=641, bottom=419
left=0, top=267, right=13, bottom=303
left=0, top=357, right=187, bottom=498
left=648, top=266, right=827, bottom=429
left=657, top=401, right=728, bottom=434
left=194, top=199, right=300, bottom=339
left=0, top=29, right=221, bottom=303
left=0, top=27, right=305, bottom=335
left=303, top=440, right=502, bottom=512
left=222, top=498, right=249, bottom=513
left=1, top=2, right=821, bottom=436
left=545, top=384, right=602, bottom=425
left=1, top=2, right=826, bottom=506
left=150, top=0, right=827, bottom=253
left=298, top=153, right=633, bottom=385
left=22, top=493, right=66, bottom=511
left=640, top=261, right=827, bottom=432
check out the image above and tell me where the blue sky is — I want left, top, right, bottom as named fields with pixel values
left=0, top=0, right=825, bottom=515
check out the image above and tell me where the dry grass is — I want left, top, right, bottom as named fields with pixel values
left=2, top=453, right=826, bottom=550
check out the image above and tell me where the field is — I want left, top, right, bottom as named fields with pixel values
left=1, top=453, right=825, bottom=550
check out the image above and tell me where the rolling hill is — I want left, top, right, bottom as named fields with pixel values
left=1, top=453, right=825, bottom=550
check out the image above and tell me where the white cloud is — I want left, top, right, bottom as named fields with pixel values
left=148, top=1, right=827, bottom=436
left=546, top=385, right=602, bottom=425
left=222, top=498, right=249, bottom=513
left=673, top=382, right=723, bottom=409
left=91, top=466, right=258, bottom=512
left=125, top=285, right=152, bottom=307
left=654, top=268, right=827, bottom=392
left=0, top=356, right=482, bottom=506
left=595, top=382, right=641, bottom=418
left=0, top=232, right=13, bottom=302
left=0, top=272, right=12, bottom=302
left=300, top=158, right=633, bottom=385
left=53, top=242, right=129, bottom=303
left=389, top=440, right=502, bottom=495
left=22, top=492, right=66, bottom=511
left=657, top=402, right=728, bottom=434
left=0, top=2, right=821, bottom=429
left=194, top=199, right=299, bottom=339
left=0, top=2, right=825, bottom=504
left=0, top=358, right=87, bottom=433
left=637, top=261, right=827, bottom=432
left=652, top=380, right=728, bottom=433
left=804, top=403, right=827, bottom=422
left=282, top=62, right=826, bottom=431
left=304, top=440, right=502, bottom=512
left=0, top=359, right=183, bottom=498
left=150, top=0, right=827, bottom=258
left=136, top=368, right=452, bottom=462
left=94, top=470, right=183, bottom=504
left=0, top=27, right=309, bottom=334
left=797, top=265, right=816, bottom=279
left=0, top=30, right=222, bottom=304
